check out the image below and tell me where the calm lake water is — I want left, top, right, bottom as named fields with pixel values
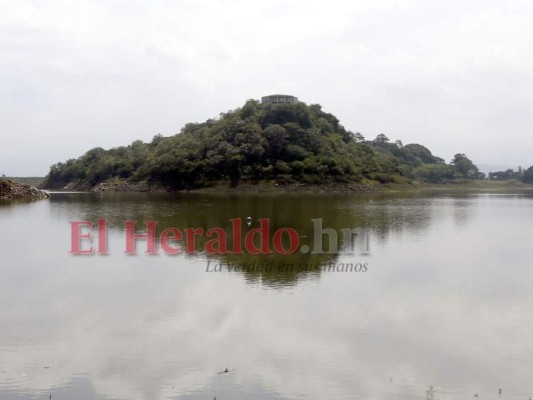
left=1, top=190, right=533, bottom=400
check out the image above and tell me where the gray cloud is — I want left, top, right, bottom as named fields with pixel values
left=1, top=0, right=532, bottom=175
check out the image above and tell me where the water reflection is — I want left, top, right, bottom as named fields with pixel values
left=1, top=192, right=533, bottom=399
left=48, top=192, right=441, bottom=287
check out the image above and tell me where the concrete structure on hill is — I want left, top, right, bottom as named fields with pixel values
left=261, top=94, right=299, bottom=105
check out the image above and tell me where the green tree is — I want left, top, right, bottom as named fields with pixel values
left=353, top=132, right=365, bottom=143
left=404, top=144, right=442, bottom=164
left=451, top=153, right=479, bottom=179
left=373, top=133, right=389, bottom=143
left=522, top=166, right=533, bottom=183
left=414, top=164, right=455, bottom=183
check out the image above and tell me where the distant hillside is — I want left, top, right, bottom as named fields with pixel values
left=42, top=100, right=482, bottom=191
left=4, top=177, right=45, bottom=187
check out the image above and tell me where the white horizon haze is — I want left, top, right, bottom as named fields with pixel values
left=1, top=0, right=532, bottom=176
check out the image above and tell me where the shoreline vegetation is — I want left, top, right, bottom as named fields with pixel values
left=44, top=178, right=533, bottom=194
left=11, top=99, right=529, bottom=194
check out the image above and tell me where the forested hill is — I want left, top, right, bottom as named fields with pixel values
left=42, top=100, right=481, bottom=190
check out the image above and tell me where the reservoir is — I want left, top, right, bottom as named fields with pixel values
left=1, top=190, right=532, bottom=399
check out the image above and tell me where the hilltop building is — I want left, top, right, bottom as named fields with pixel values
left=261, top=94, right=299, bottom=105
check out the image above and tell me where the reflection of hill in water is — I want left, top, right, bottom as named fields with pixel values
left=49, top=191, right=453, bottom=287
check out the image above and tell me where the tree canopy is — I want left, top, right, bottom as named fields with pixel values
left=43, top=100, right=482, bottom=189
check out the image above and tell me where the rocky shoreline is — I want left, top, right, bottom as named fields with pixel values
left=58, top=179, right=157, bottom=192
left=0, top=179, right=50, bottom=201
left=49, top=178, right=386, bottom=193
left=191, top=181, right=385, bottom=193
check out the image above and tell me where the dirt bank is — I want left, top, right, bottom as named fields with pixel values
left=0, top=179, right=50, bottom=201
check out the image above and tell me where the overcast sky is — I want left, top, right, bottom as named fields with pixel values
left=1, top=0, right=532, bottom=176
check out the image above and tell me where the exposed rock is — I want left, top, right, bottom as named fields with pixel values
left=62, top=181, right=91, bottom=191
left=45, top=177, right=386, bottom=194
left=44, top=178, right=166, bottom=192
left=0, top=179, right=50, bottom=201
left=91, top=179, right=152, bottom=192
